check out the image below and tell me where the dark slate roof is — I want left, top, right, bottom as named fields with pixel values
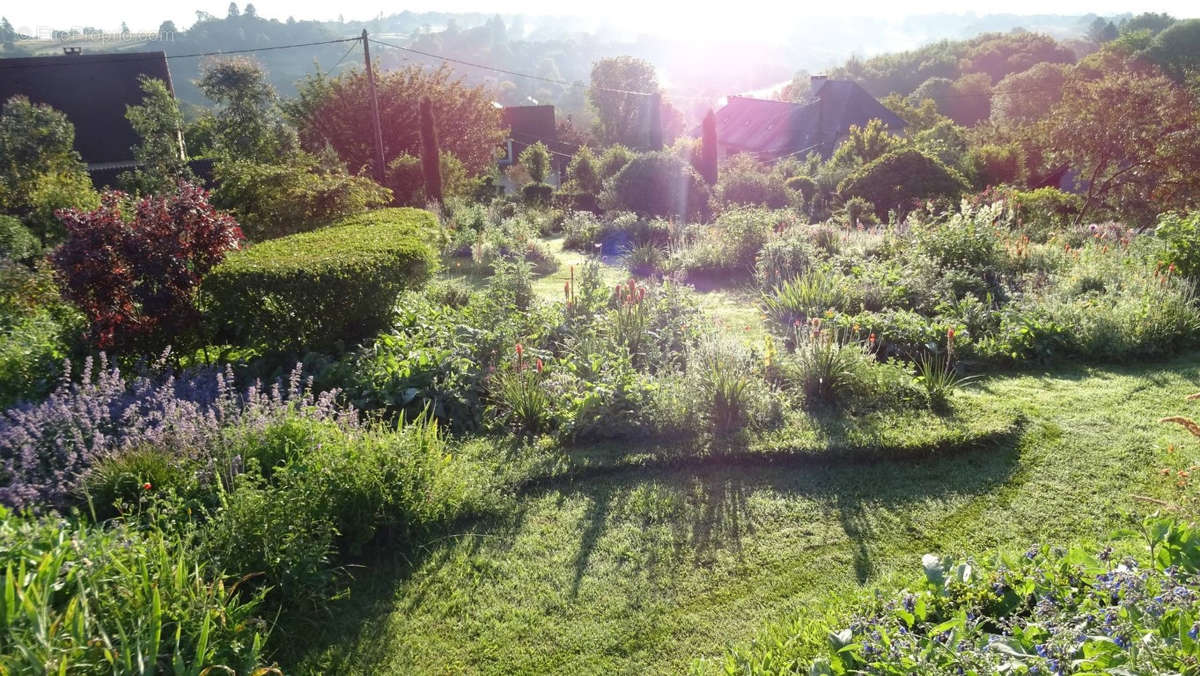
left=502, top=104, right=557, bottom=146
left=0, top=51, right=174, bottom=167
left=711, top=79, right=906, bottom=159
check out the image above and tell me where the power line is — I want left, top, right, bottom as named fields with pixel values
left=0, top=36, right=362, bottom=69
left=164, top=37, right=360, bottom=60
left=368, top=36, right=661, bottom=98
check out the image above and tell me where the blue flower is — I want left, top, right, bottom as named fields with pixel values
left=1189, top=623, right=1199, bottom=640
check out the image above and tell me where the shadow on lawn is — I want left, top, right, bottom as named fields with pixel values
left=278, top=426, right=1023, bottom=671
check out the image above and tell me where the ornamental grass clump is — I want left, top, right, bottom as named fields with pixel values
left=914, top=326, right=979, bottom=407
left=0, top=355, right=352, bottom=511
left=488, top=343, right=553, bottom=434
left=786, top=318, right=876, bottom=407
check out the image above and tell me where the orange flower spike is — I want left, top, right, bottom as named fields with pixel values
left=536, top=358, right=543, bottom=373
left=515, top=343, right=524, bottom=361
left=947, top=326, right=956, bottom=343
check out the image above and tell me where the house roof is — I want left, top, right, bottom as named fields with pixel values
left=0, top=51, right=174, bottom=167
left=712, top=79, right=906, bottom=158
left=502, top=104, right=557, bottom=146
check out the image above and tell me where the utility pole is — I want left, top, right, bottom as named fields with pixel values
left=362, top=29, right=387, bottom=184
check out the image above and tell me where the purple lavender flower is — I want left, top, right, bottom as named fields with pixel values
left=0, top=355, right=355, bottom=511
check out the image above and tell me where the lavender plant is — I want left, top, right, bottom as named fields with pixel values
left=0, top=354, right=354, bottom=511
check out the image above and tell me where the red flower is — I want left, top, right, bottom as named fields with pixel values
left=515, top=343, right=524, bottom=361
left=947, top=327, right=956, bottom=342
left=142, top=482, right=152, bottom=491
left=536, top=358, right=544, bottom=373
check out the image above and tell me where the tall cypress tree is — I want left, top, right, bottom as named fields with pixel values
left=699, top=109, right=718, bottom=185
left=647, top=93, right=663, bottom=152
left=419, top=96, right=443, bottom=204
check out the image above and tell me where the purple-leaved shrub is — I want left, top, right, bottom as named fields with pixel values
left=0, top=354, right=354, bottom=511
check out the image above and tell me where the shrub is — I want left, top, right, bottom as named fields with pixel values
left=1011, top=187, right=1083, bottom=239
left=838, top=148, right=968, bottom=218
left=714, top=156, right=791, bottom=209
left=0, top=357, right=351, bottom=511
left=553, top=190, right=600, bottom=213
left=1155, top=210, right=1200, bottom=278
left=969, top=142, right=1026, bottom=187
left=522, top=182, right=554, bottom=207
left=0, top=214, right=38, bottom=261
left=566, top=146, right=603, bottom=194
left=671, top=207, right=789, bottom=282
left=605, top=152, right=710, bottom=220
left=688, top=335, right=778, bottom=433
left=212, top=154, right=390, bottom=241
left=386, top=152, right=468, bottom=207
left=25, top=170, right=102, bottom=247
left=598, top=144, right=635, bottom=179
left=785, top=175, right=816, bottom=201
left=0, top=260, right=82, bottom=407
left=754, top=229, right=816, bottom=290
left=562, top=211, right=670, bottom=254
left=51, top=183, right=243, bottom=353
left=203, top=208, right=437, bottom=351
left=0, top=509, right=271, bottom=674
left=839, top=196, right=878, bottom=227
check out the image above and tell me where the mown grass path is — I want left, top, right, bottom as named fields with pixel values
left=292, top=245, right=1200, bottom=673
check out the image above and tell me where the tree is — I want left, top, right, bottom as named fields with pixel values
left=51, top=183, right=243, bottom=352
left=607, top=153, right=709, bottom=220
left=698, top=110, right=718, bottom=185
left=647, top=93, right=663, bottom=152
left=419, top=97, right=442, bottom=204
left=227, top=2, right=240, bottom=18
left=244, top=3, right=257, bottom=18
left=829, top=118, right=901, bottom=169
left=945, top=73, right=992, bottom=127
left=1044, top=57, right=1200, bottom=225
left=287, top=64, right=504, bottom=177
left=989, top=62, right=1068, bottom=127
left=0, top=96, right=96, bottom=242
left=120, top=22, right=130, bottom=36
left=1, top=17, right=16, bottom=49
left=1120, top=12, right=1175, bottom=37
left=158, top=20, right=177, bottom=36
left=519, top=141, right=550, bottom=184
left=566, top=146, right=602, bottom=194
left=1144, top=20, right=1200, bottom=83
left=196, top=58, right=297, bottom=163
left=121, top=76, right=193, bottom=195
left=883, top=95, right=950, bottom=133
left=1087, top=18, right=1118, bottom=44
left=589, top=56, right=659, bottom=148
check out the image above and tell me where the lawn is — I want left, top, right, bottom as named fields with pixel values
left=286, top=243, right=1200, bottom=674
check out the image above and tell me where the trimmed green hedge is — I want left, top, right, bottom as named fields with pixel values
left=203, top=208, right=438, bottom=351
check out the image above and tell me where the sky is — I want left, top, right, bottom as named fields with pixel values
left=6, top=1, right=1198, bottom=37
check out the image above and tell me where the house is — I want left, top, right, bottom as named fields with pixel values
left=498, top=104, right=576, bottom=181
left=710, top=76, right=906, bottom=160
left=0, top=50, right=181, bottom=186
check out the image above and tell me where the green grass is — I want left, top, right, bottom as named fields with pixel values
left=278, top=234, right=1200, bottom=673
left=284, top=353, right=1200, bottom=673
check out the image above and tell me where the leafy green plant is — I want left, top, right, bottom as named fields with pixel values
left=626, top=243, right=665, bottom=277
left=1156, top=210, right=1200, bottom=279
left=762, top=268, right=848, bottom=329
left=785, top=318, right=875, bottom=406
left=488, top=344, right=553, bottom=434
left=913, top=327, right=978, bottom=406
left=0, top=508, right=272, bottom=675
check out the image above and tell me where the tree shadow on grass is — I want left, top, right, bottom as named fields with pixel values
left=277, top=425, right=1023, bottom=671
